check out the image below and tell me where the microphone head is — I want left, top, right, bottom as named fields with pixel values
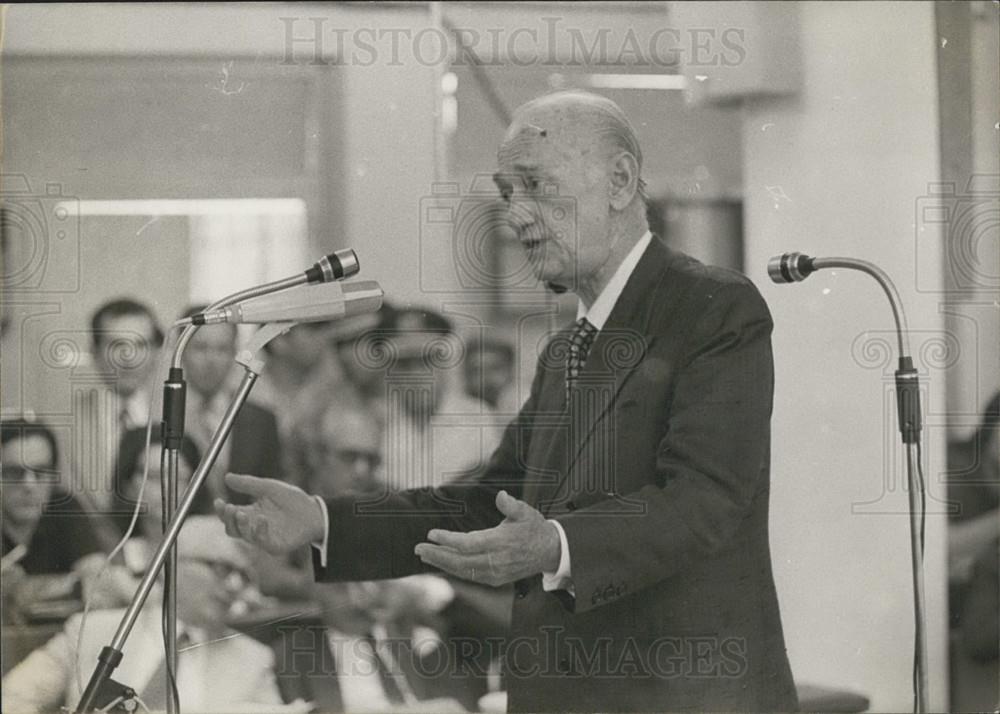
left=768, top=252, right=815, bottom=283
left=308, top=249, right=360, bottom=283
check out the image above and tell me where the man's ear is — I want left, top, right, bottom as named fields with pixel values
left=608, top=152, right=640, bottom=211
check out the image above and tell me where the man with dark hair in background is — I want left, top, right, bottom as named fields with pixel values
left=76, top=298, right=164, bottom=516
left=1, top=418, right=104, bottom=577
left=182, top=305, right=283, bottom=503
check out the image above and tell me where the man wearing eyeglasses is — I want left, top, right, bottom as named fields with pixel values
left=1, top=418, right=104, bottom=578
left=1, top=516, right=283, bottom=713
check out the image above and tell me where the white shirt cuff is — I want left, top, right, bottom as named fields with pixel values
left=310, top=496, right=329, bottom=569
left=541, top=519, right=574, bottom=596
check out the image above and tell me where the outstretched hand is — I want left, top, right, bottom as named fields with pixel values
left=214, top=473, right=325, bottom=555
left=414, top=491, right=561, bottom=587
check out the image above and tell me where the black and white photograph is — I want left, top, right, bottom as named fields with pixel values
left=1, top=2, right=997, bottom=713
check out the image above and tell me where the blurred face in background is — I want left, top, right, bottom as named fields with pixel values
left=337, top=337, right=387, bottom=397
left=464, top=346, right=514, bottom=408
left=308, top=409, right=382, bottom=498
left=270, top=323, right=329, bottom=372
left=392, top=351, right=449, bottom=414
left=183, top=324, right=237, bottom=398
left=1, top=435, right=56, bottom=532
left=176, top=553, right=249, bottom=636
left=93, top=313, right=161, bottom=398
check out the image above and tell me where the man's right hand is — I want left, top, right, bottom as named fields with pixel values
left=214, top=473, right=325, bottom=554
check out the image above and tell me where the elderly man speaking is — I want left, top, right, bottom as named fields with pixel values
left=216, top=91, right=797, bottom=712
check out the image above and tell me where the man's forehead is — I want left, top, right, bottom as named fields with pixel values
left=497, top=124, right=549, bottom=170
left=497, top=115, right=594, bottom=173
left=2, top=434, right=53, bottom=466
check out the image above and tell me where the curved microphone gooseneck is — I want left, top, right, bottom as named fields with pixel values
left=769, top=252, right=927, bottom=714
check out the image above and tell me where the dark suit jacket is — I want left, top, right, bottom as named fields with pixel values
left=1, top=491, right=104, bottom=574
left=314, top=238, right=798, bottom=712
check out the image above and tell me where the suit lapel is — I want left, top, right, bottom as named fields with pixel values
left=521, top=337, right=570, bottom=507
left=535, top=238, right=678, bottom=513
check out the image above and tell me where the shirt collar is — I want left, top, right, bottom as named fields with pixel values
left=577, top=231, right=653, bottom=330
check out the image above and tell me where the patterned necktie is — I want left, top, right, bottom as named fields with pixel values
left=566, top=317, right=598, bottom=393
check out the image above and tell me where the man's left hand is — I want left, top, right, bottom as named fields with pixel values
left=414, top=491, right=560, bottom=587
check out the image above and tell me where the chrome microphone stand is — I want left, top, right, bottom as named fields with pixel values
left=74, top=321, right=295, bottom=714
left=75, top=250, right=359, bottom=714
left=769, top=253, right=927, bottom=713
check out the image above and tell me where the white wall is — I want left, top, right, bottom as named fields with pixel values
left=741, top=3, right=949, bottom=710
left=2, top=2, right=442, bottom=309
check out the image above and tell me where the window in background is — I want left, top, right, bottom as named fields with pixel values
left=61, top=198, right=310, bottom=307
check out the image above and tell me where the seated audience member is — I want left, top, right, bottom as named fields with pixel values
left=112, top=427, right=211, bottom=541
left=253, top=402, right=382, bottom=601
left=254, top=320, right=346, bottom=490
left=960, top=537, right=999, bottom=662
left=272, top=577, right=482, bottom=713
left=462, top=337, right=518, bottom=415
left=73, top=429, right=211, bottom=610
left=80, top=298, right=165, bottom=512
left=948, top=391, right=1000, bottom=524
left=1, top=516, right=283, bottom=714
left=330, top=302, right=398, bottom=429
left=947, top=391, right=1000, bottom=586
left=305, top=406, right=383, bottom=499
left=182, top=305, right=283, bottom=502
left=947, top=390, right=999, bottom=696
left=379, top=308, right=503, bottom=489
left=1, top=418, right=105, bottom=576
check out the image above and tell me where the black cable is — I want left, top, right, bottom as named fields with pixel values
left=159, top=446, right=181, bottom=713
left=161, top=600, right=180, bottom=712
left=915, top=441, right=926, bottom=555
left=911, top=441, right=927, bottom=713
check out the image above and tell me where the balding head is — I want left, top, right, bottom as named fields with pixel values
left=494, top=91, right=649, bottom=303
left=502, top=91, right=646, bottom=200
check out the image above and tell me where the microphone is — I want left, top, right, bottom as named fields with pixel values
left=767, top=252, right=816, bottom=283
left=190, top=280, right=383, bottom=325
left=306, top=249, right=360, bottom=283
left=767, top=250, right=928, bottom=711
